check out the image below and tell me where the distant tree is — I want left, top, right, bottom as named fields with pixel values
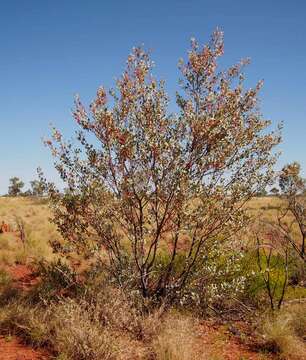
left=22, top=189, right=33, bottom=197
left=8, top=177, right=24, bottom=196
left=43, top=30, right=281, bottom=302
left=30, top=179, right=45, bottom=197
left=277, top=162, right=305, bottom=261
left=256, top=187, right=268, bottom=197
left=270, top=187, right=279, bottom=196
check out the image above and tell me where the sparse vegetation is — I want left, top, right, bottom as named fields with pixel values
left=0, top=195, right=305, bottom=359
left=0, top=29, right=305, bottom=360
left=260, top=303, right=306, bottom=359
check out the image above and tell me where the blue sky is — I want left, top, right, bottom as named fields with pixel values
left=0, top=0, right=305, bottom=194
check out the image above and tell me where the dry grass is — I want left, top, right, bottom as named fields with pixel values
left=0, top=196, right=304, bottom=360
left=245, top=196, right=302, bottom=234
left=0, top=272, right=207, bottom=360
left=0, top=301, right=50, bottom=347
left=51, top=299, right=117, bottom=360
left=153, top=313, right=203, bottom=360
left=0, top=197, right=57, bottom=265
left=237, top=196, right=303, bottom=256
left=261, top=303, right=306, bottom=359
left=0, top=195, right=301, bottom=267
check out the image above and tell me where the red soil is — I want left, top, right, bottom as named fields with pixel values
left=6, top=264, right=40, bottom=291
left=0, top=336, right=49, bottom=360
left=1, top=265, right=49, bottom=360
left=198, top=320, right=274, bottom=359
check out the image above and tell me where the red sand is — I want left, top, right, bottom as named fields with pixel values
left=6, top=264, right=40, bottom=291
left=0, top=336, right=49, bottom=360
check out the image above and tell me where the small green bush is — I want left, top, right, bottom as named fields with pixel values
left=177, top=241, right=250, bottom=314
left=29, top=259, right=83, bottom=302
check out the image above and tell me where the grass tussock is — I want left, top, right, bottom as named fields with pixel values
left=52, top=299, right=117, bottom=360
left=0, top=301, right=50, bottom=347
left=0, top=282, right=209, bottom=360
left=261, top=304, right=306, bottom=359
left=0, top=283, right=162, bottom=359
left=153, top=313, right=201, bottom=360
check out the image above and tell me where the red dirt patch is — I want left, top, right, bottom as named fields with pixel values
left=0, top=336, right=49, bottom=360
left=6, top=265, right=40, bottom=291
left=0, top=266, right=50, bottom=359
left=0, top=264, right=49, bottom=360
left=198, top=320, right=274, bottom=359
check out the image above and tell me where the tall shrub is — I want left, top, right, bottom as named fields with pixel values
left=43, top=30, right=281, bottom=301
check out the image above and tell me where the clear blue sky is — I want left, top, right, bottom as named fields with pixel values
left=0, top=0, right=305, bottom=194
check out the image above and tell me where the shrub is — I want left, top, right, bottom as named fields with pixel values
left=278, top=162, right=306, bottom=263
left=42, top=29, right=281, bottom=303
left=30, top=259, right=82, bottom=302
left=8, top=177, right=24, bottom=196
left=176, top=240, right=249, bottom=314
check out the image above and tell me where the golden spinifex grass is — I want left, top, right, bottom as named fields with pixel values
left=0, top=197, right=55, bottom=265
left=260, top=303, right=306, bottom=359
